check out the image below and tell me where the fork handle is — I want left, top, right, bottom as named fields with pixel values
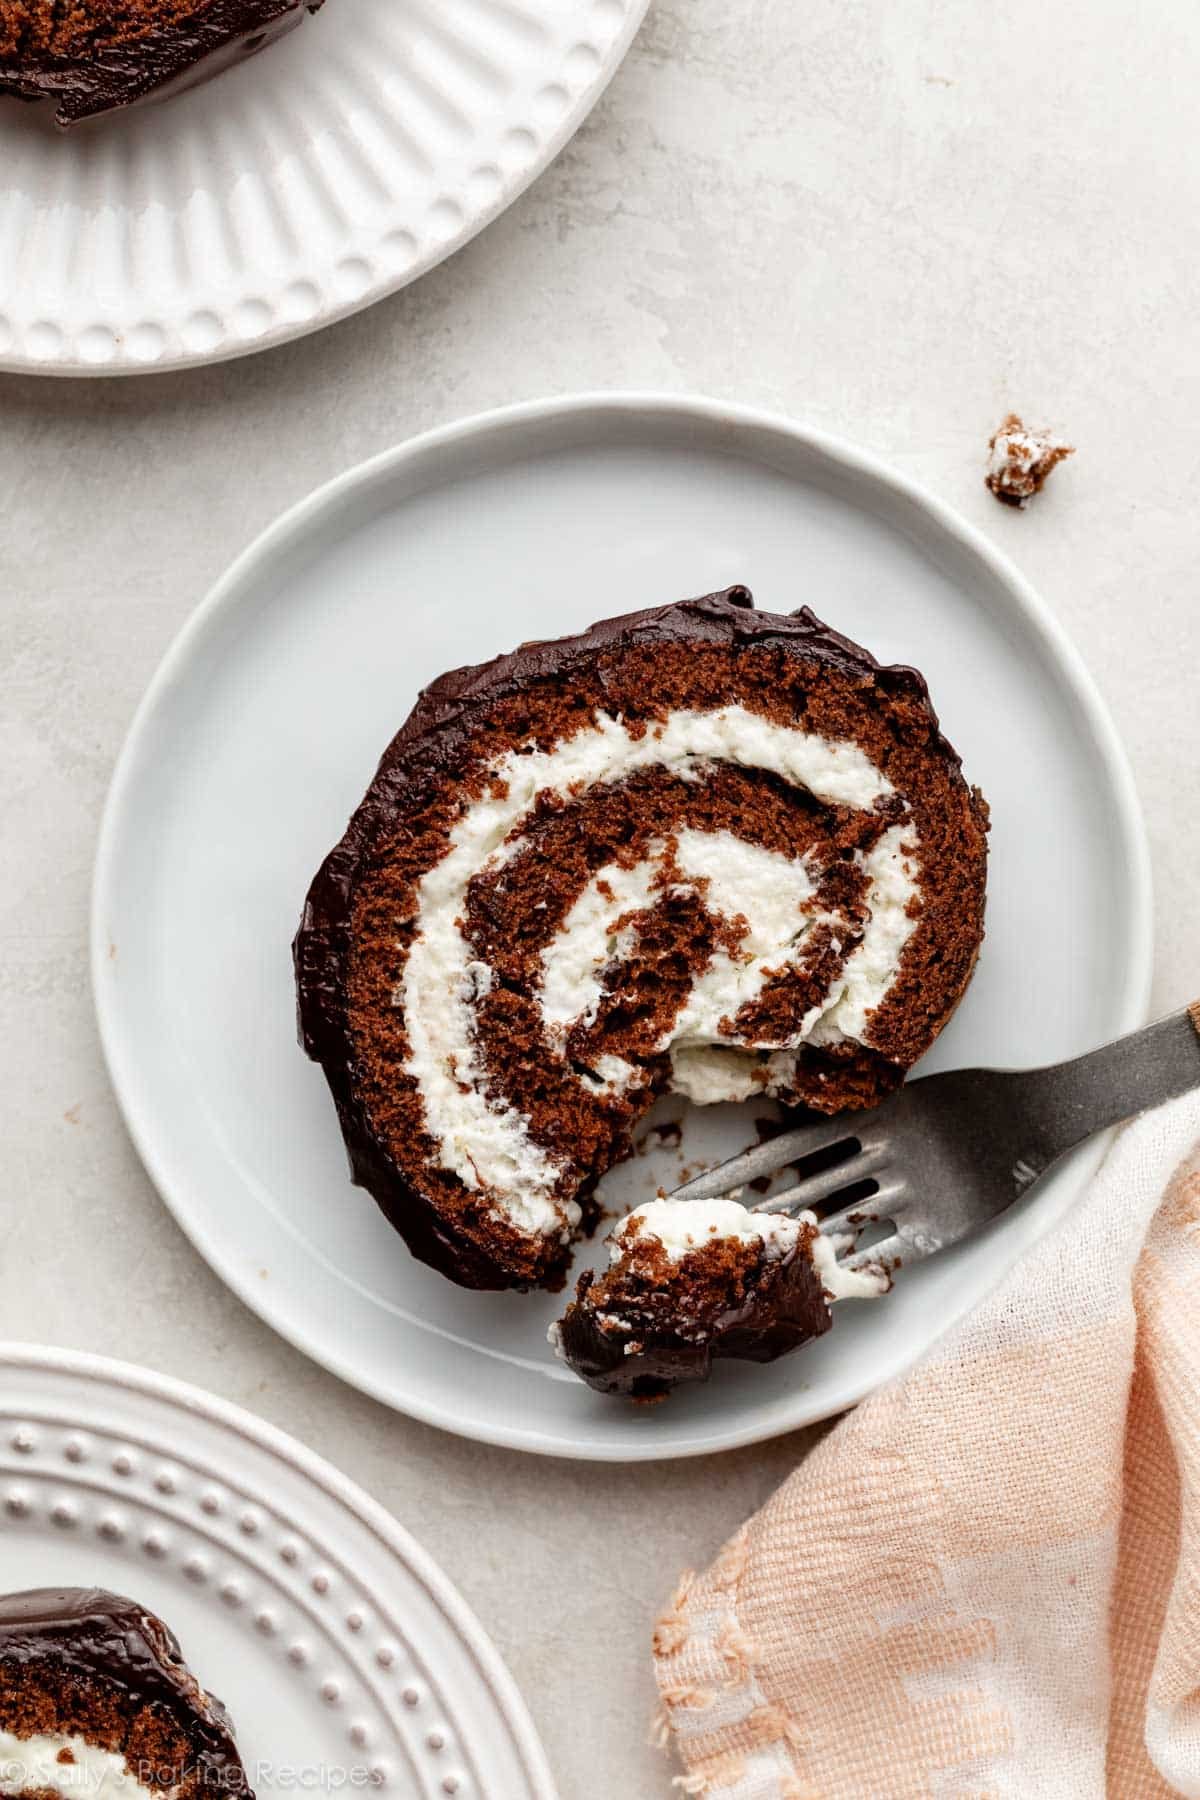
left=1008, top=1002, right=1200, bottom=1166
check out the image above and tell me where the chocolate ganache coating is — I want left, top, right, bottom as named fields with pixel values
left=0, top=1588, right=251, bottom=1795
left=295, top=585, right=989, bottom=1293
left=0, top=0, right=324, bottom=127
left=556, top=1233, right=835, bottom=1401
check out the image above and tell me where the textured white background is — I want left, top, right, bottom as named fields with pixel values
left=3, top=1, right=1200, bottom=1795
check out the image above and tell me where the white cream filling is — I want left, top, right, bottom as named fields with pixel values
left=662, top=824, right=920, bottom=1106
left=0, top=1733, right=161, bottom=1800
left=987, top=424, right=1068, bottom=481
left=402, top=705, right=917, bottom=1235
left=667, top=1044, right=820, bottom=1105
left=542, top=830, right=819, bottom=1040
left=614, top=1199, right=887, bottom=1300
left=809, top=1221, right=892, bottom=1299
left=671, top=833, right=825, bottom=1044
left=988, top=428, right=1035, bottom=481
left=540, top=855, right=668, bottom=1033
left=668, top=1044, right=769, bottom=1106
left=806, top=824, right=920, bottom=1046
left=616, top=1196, right=805, bottom=1261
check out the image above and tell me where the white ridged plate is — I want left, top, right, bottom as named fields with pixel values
left=92, top=394, right=1151, bottom=1461
left=0, top=1344, right=558, bottom=1800
left=0, top=0, right=646, bottom=375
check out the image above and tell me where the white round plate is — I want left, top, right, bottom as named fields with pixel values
left=92, top=393, right=1152, bottom=1461
left=0, top=1343, right=557, bottom=1800
left=0, top=0, right=646, bottom=375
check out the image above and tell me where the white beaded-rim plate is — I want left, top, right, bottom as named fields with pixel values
left=0, top=1344, right=557, bottom=1800
left=0, top=0, right=647, bottom=375
left=92, top=393, right=1152, bottom=1461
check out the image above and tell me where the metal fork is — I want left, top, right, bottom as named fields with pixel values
left=669, top=1004, right=1200, bottom=1274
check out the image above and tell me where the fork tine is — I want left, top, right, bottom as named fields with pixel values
left=749, top=1143, right=890, bottom=1214
left=667, top=1115, right=866, bottom=1204
left=817, top=1179, right=906, bottom=1239
left=840, top=1234, right=904, bottom=1274
left=816, top=1201, right=871, bottom=1238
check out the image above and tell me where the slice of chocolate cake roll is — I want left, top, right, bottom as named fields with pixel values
left=295, top=586, right=989, bottom=1293
left=0, top=0, right=323, bottom=128
left=0, top=1589, right=251, bottom=1800
left=552, top=1197, right=886, bottom=1400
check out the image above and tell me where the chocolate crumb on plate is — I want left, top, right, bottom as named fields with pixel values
left=986, top=413, right=1075, bottom=509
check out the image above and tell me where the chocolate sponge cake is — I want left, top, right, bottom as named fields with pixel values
left=295, top=586, right=989, bottom=1294
left=553, top=1198, right=885, bottom=1401
left=0, top=1589, right=251, bottom=1800
left=0, top=0, right=323, bottom=127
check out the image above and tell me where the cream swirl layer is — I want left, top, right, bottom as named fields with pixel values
left=401, top=706, right=918, bottom=1238
left=541, top=822, right=917, bottom=1092
left=539, top=830, right=822, bottom=1058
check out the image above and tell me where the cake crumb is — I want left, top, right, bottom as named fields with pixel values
left=986, top=413, right=1074, bottom=508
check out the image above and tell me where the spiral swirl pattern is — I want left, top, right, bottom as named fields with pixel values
left=296, top=589, right=989, bottom=1290
left=404, top=705, right=918, bottom=1234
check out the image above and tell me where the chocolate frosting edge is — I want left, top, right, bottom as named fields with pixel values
left=0, top=0, right=323, bottom=126
left=555, top=1236, right=836, bottom=1399
left=0, top=1588, right=252, bottom=1794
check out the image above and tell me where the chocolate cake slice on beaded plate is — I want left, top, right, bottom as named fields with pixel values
left=0, top=0, right=323, bottom=127
left=0, top=1589, right=251, bottom=1800
left=295, top=586, right=989, bottom=1296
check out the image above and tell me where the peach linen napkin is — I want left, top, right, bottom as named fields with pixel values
left=652, top=1091, right=1200, bottom=1799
